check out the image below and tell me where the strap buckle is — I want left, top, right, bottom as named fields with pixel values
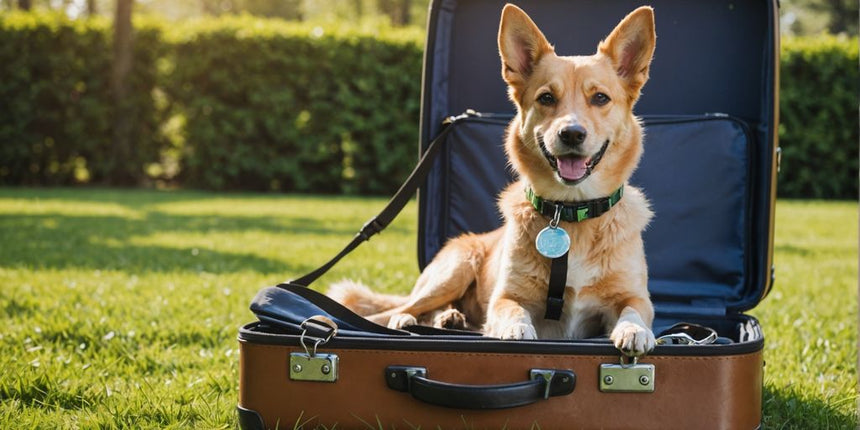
left=358, top=218, right=384, bottom=241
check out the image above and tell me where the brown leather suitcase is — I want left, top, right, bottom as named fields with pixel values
left=238, top=338, right=763, bottom=429
left=238, top=285, right=765, bottom=429
left=237, top=0, right=779, bottom=428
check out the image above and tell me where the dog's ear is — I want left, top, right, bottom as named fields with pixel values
left=498, top=4, right=554, bottom=88
left=599, top=6, right=656, bottom=99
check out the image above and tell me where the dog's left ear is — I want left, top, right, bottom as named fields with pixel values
left=599, top=6, right=656, bottom=99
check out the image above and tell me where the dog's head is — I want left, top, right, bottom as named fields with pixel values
left=499, top=4, right=655, bottom=200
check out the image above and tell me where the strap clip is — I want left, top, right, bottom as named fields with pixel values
left=299, top=316, right=338, bottom=357
left=358, top=218, right=384, bottom=241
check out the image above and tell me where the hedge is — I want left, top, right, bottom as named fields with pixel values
left=0, top=12, right=166, bottom=186
left=779, top=35, right=858, bottom=199
left=0, top=13, right=856, bottom=198
left=164, top=17, right=422, bottom=193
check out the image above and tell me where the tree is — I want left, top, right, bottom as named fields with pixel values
left=377, top=0, right=410, bottom=26
left=17, top=0, right=31, bottom=10
left=110, top=0, right=135, bottom=184
left=819, top=0, right=857, bottom=34
left=782, top=0, right=859, bottom=36
left=197, top=0, right=302, bottom=19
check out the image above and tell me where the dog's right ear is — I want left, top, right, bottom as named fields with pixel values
left=598, top=7, right=656, bottom=101
left=498, top=4, right=554, bottom=89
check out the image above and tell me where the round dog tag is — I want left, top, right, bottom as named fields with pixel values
left=535, top=226, right=570, bottom=259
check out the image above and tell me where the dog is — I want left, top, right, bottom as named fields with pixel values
left=329, top=4, right=657, bottom=356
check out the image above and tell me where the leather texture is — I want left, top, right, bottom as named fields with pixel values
left=239, top=340, right=762, bottom=429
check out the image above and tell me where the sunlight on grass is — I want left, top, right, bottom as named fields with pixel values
left=755, top=200, right=858, bottom=427
left=0, top=188, right=856, bottom=427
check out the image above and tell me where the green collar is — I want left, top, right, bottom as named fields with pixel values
left=526, top=186, right=624, bottom=222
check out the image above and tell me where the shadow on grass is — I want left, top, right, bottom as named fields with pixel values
left=0, top=211, right=357, bottom=274
left=0, top=186, right=382, bottom=208
left=763, top=385, right=858, bottom=428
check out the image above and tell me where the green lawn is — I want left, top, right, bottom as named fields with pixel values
left=0, top=188, right=856, bottom=428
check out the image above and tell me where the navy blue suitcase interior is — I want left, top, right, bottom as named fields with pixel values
left=238, top=1, right=780, bottom=428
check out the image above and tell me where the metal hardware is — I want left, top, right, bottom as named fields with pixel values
left=289, top=316, right=339, bottom=383
left=600, top=357, right=655, bottom=393
left=529, top=369, right=556, bottom=399
left=656, top=323, right=718, bottom=346
left=385, top=366, right=427, bottom=392
left=298, top=316, right=337, bottom=358
left=442, top=109, right=478, bottom=125
left=289, top=352, right=339, bottom=382
left=775, top=146, right=782, bottom=173
left=549, top=204, right=562, bottom=228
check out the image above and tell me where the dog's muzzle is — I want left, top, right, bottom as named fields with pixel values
left=538, top=134, right=610, bottom=185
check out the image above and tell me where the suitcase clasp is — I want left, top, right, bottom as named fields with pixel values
left=599, top=356, right=655, bottom=393
left=289, top=316, right=339, bottom=383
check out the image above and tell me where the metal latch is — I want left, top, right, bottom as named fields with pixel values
left=599, top=356, right=655, bottom=393
left=775, top=146, right=782, bottom=173
left=289, top=316, right=339, bottom=383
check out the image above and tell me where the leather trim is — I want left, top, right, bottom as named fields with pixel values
left=237, top=405, right=265, bottom=430
left=239, top=321, right=765, bottom=357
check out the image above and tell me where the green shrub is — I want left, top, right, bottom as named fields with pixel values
left=0, top=13, right=856, bottom=198
left=0, top=12, right=166, bottom=186
left=779, top=35, right=858, bottom=199
left=164, top=16, right=422, bottom=193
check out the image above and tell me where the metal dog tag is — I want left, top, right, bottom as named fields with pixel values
left=535, top=226, right=570, bottom=258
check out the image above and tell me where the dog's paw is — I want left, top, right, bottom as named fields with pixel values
left=434, top=308, right=467, bottom=329
left=489, top=322, right=538, bottom=340
left=610, top=320, right=656, bottom=357
left=388, top=313, right=418, bottom=330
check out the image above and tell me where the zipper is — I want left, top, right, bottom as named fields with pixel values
left=240, top=321, right=765, bottom=356
left=444, top=110, right=751, bottom=135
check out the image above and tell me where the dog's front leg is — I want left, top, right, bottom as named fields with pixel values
left=609, top=297, right=656, bottom=357
left=484, top=295, right=538, bottom=340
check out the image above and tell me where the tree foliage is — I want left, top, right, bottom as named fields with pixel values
left=778, top=35, right=858, bottom=199
left=0, top=12, right=166, bottom=186
left=0, top=13, right=856, bottom=198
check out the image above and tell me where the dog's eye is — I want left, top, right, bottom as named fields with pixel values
left=537, top=92, right=556, bottom=106
left=591, top=92, right=611, bottom=106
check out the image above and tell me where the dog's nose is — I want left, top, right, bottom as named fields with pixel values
left=558, top=125, right=587, bottom=147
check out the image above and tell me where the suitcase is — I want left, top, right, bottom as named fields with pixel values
left=238, top=0, right=780, bottom=428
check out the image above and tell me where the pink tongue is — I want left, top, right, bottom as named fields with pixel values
left=556, top=156, right=589, bottom=181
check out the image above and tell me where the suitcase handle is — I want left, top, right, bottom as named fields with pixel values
left=385, top=366, right=576, bottom=409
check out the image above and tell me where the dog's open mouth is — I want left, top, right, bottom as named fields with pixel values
left=538, top=136, right=610, bottom=185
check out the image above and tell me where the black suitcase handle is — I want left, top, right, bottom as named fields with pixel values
left=385, top=366, right=575, bottom=409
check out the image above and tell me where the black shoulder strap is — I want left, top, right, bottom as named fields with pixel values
left=290, top=116, right=462, bottom=287
left=544, top=251, right=568, bottom=320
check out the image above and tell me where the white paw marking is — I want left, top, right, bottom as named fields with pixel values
left=388, top=313, right=418, bottom=329
left=610, top=319, right=656, bottom=357
left=496, top=322, right=538, bottom=340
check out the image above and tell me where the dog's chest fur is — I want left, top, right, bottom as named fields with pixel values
left=498, top=181, right=652, bottom=338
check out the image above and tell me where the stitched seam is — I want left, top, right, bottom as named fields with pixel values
left=243, top=343, right=761, bottom=361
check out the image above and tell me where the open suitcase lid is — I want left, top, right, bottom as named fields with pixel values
left=417, top=0, right=779, bottom=317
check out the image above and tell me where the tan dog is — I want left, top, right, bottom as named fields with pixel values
left=330, top=4, right=657, bottom=356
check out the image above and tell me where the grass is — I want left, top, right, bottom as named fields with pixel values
left=0, top=188, right=856, bottom=428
